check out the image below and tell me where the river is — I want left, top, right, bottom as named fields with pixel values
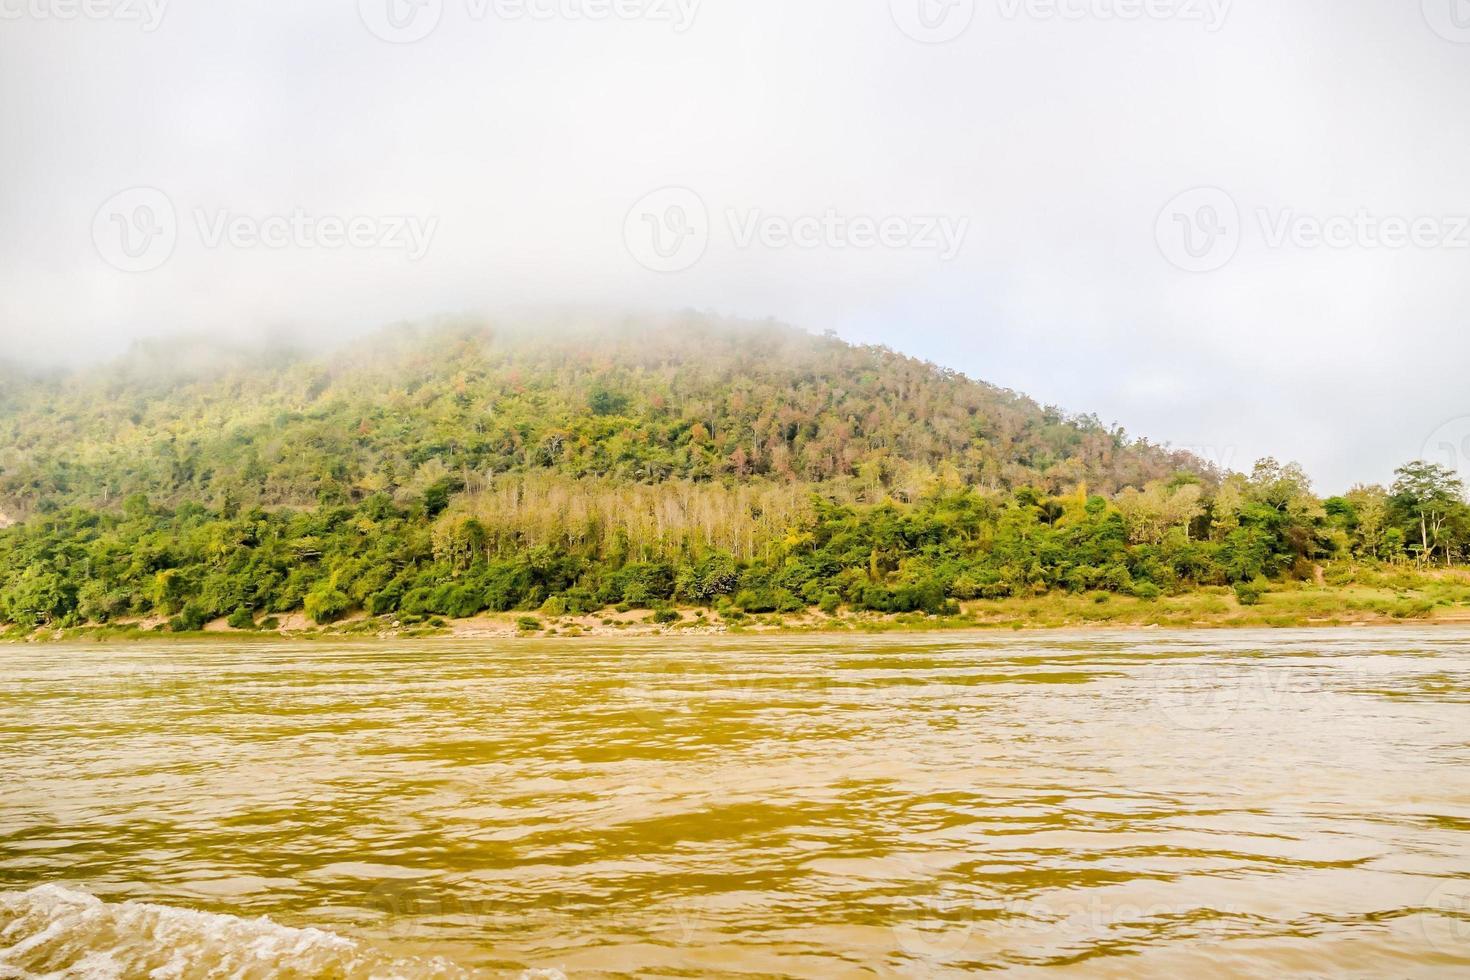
left=2, top=629, right=1469, bottom=977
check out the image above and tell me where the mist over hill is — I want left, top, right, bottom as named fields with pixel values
left=2, top=313, right=1456, bottom=634
left=0, top=312, right=1209, bottom=520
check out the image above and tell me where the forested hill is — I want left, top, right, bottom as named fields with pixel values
left=5, top=315, right=1461, bottom=633
left=0, top=314, right=1208, bottom=519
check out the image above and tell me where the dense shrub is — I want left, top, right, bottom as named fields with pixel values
left=304, top=587, right=353, bottom=625
left=171, top=601, right=209, bottom=632
left=1234, top=580, right=1266, bottom=606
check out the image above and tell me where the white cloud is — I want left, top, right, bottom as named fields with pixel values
left=0, top=0, right=1465, bottom=491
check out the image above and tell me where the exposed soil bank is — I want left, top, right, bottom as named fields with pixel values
left=9, top=582, right=1470, bottom=643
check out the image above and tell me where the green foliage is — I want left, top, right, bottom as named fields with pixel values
left=171, top=601, right=209, bottom=632
left=677, top=553, right=739, bottom=605
left=0, top=464, right=1446, bottom=630
left=1234, top=580, right=1266, bottom=606
left=734, top=589, right=776, bottom=613
left=1390, top=461, right=1468, bottom=566
left=0, top=317, right=1206, bottom=521
left=304, top=587, right=353, bottom=625
left=1131, top=582, right=1162, bottom=601
left=0, top=320, right=1465, bottom=631
left=587, top=386, right=630, bottom=417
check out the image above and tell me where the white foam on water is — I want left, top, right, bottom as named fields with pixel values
left=0, top=884, right=477, bottom=979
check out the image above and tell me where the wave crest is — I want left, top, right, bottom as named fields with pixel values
left=0, top=884, right=473, bottom=979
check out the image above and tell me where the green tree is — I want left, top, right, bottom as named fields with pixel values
left=1390, top=462, right=1466, bottom=567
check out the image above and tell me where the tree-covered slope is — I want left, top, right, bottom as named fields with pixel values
left=2, top=315, right=1463, bottom=632
left=0, top=313, right=1207, bottom=519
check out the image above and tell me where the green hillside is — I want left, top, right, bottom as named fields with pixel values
left=0, top=314, right=1457, bottom=633
left=0, top=313, right=1204, bottom=519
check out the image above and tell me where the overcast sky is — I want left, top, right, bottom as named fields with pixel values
left=2, top=0, right=1468, bottom=492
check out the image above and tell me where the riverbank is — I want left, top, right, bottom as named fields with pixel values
left=9, top=578, right=1470, bottom=643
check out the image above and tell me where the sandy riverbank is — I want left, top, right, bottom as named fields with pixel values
left=10, top=581, right=1470, bottom=643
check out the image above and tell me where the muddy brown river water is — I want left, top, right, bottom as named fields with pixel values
left=2, top=629, right=1470, bottom=977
